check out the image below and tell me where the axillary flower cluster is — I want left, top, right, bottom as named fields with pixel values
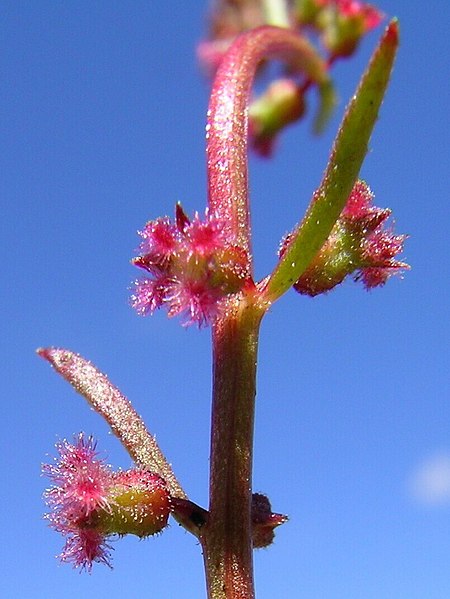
left=129, top=178, right=407, bottom=328
left=130, top=205, right=251, bottom=327
left=43, top=434, right=170, bottom=571
left=280, top=180, right=408, bottom=296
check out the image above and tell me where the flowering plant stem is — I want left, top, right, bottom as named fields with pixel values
left=40, top=8, right=405, bottom=596
left=201, top=20, right=399, bottom=598
left=201, top=28, right=331, bottom=596
left=202, top=303, right=264, bottom=599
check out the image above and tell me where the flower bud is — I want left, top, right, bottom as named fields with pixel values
left=251, top=493, right=288, bottom=549
left=249, top=79, right=306, bottom=157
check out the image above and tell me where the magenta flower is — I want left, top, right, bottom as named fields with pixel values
left=42, top=434, right=111, bottom=518
left=342, top=180, right=409, bottom=288
left=42, top=434, right=114, bottom=570
left=280, top=180, right=409, bottom=296
left=131, top=204, right=251, bottom=327
left=43, top=434, right=171, bottom=571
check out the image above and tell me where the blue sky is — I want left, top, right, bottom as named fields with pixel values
left=2, top=1, right=449, bottom=597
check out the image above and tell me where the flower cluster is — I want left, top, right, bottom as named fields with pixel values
left=280, top=180, right=409, bottom=296
left=201, top=0, right=382, bottom=70
left=131, top=204, right=250, bottom=327
left=42, top=434, right=171, bottom=571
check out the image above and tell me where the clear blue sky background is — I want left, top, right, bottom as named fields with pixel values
left=2, top=1, right=449, bottom=597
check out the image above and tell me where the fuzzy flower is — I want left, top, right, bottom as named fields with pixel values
left=43, top=434, right=171, bottom=571
left=131, top=204, right=251, bottom=327
left=43, top=435, right=111, bottom=519
left=280, top=180, right=408, bottom=297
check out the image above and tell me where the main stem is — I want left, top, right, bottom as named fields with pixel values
left=204, top=26, right=330, bottom=597
left=202, top=301, right=263, bottom=599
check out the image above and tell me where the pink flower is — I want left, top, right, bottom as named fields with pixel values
left=43, top=434, right=111, bottom=518
left=345, top=182, right=409, bottom=289
left=43, top=434, right=171, bottom=571
left=130, top=276, right=173, bottom=315
left=165, top=277, right=224, bottom=328
left=280, top=180, right=408, bottom=296
left=138, top=217, right=179, bottom=266
left=58, top=529, right=113, bottom=571
left=43, top=434, right=113, bottom=571
left=315, top=0, right=382, bottom=28
left=131, top=204, right=250, bottom=327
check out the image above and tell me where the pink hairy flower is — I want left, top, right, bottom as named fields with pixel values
left=43, top=434, right=171, bottom=570
left=297, top=0, right=383, bottom=58
left=42, top=434, right=111, bottom=518
left=344, top=182, right=409, bottom=289
left=329, top=0, right=383, bottom=29
left=58, top=528, right=113, bottom=572
left=316, top=0, right=382, bottom=28
left=131, top=204, right=250, bottom=327
left=138, top=217, right=179, bottom=266
left=43, top=434, right=113, bottom=571
left=280, top=180, right=408, bottom=296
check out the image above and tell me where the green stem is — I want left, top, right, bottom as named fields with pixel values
left=207, top=26, right=332, bottom=261
left=202, top=299, right=264, bottom=599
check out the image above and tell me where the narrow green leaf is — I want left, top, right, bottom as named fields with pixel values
left=263, top=20, right=399, bottom=303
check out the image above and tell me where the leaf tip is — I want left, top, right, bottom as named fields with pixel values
left=385, top=18, right=400, bottom=46
left=36, top=346, right=74, bottom=369
left=36, top=346, right=51, bottom=360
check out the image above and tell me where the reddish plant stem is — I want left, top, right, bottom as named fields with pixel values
left=203, top=25, right=328, bottom=598
left=202, top=300, right=263, bottom=599
left=207, top=25, right=329, bottom=263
